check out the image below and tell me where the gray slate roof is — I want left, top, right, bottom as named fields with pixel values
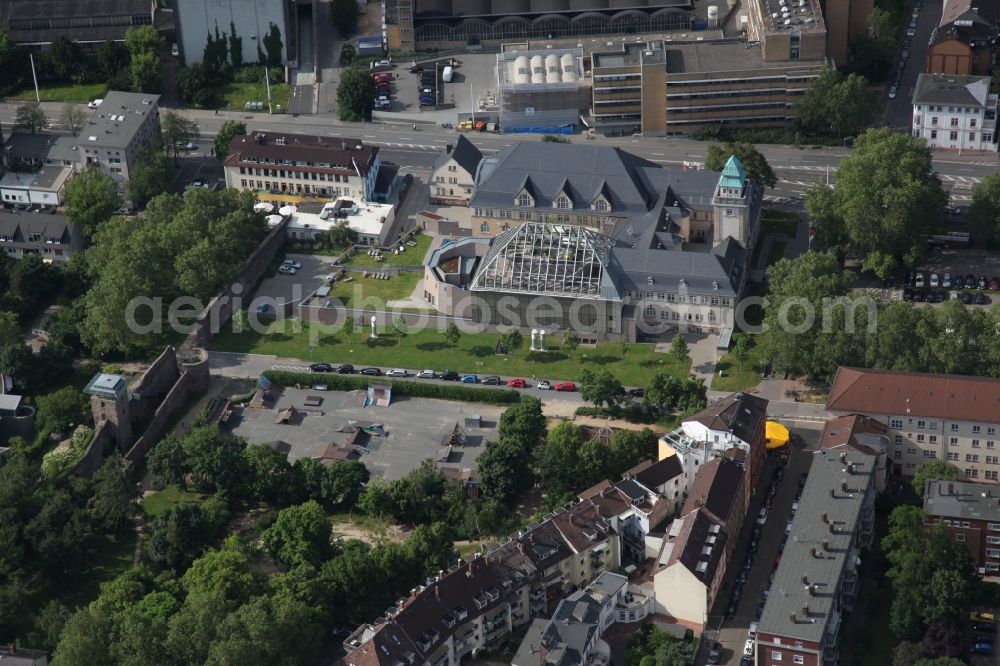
left=913, top=73, right=991, bottom=107
left=83, top=91, right=159, bottom=149
left=435, top=134, right=483, bottom=176
left=924, top=479, right=1000, bottom=523
left=757, top=448, right=875, bottom=643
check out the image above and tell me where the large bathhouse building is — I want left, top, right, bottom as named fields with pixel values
left=423, top=142, right=762, bottom=342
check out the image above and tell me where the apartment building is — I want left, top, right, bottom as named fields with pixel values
left=923, top=479, right=1000, bottom=574
left=927, top=0, right=1000, bottom=76
left=912, top=73, right=997, bottom=152
left=652, top=457, right=745, bottom=628
left=81, top=91, right=161, bottom=184
left=827, top=368, right=1000, bottom=483
left=224, top=132, right=381, bottom=205
left=660, top=392, right=769, bottom=512
left=512, top=572, right=653, bottom=666
left=429, top=136, right=483, bottom=206
left=756, top=447, right=877, bottom=666
left=818, top=414, right=891, bottom=493
left=0, top=166, right=73, bottom=207
left=0, top=211, right=85, bottom=263
left=340, top=473, right=669, bottom=666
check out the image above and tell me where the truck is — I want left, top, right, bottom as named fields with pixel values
left=442, top=65, right=453, bottom=83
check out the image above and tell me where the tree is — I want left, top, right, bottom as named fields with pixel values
left=704, top=141, right=777, bottom=188
left=912, top=461, right=961, bottom=497
left=669, top=333, right=689, bottom=361
left=147, top=434, right=191, bottom=490
left=323, top=220, right=358, bottom=249
left=64, top=167, right=123, bottom=237
left=0, top=311, right=20, bottom=349
left=129, top=50, right=161, bottom=93
left=499, top=329, right=522, bottom=354
left=795, top=69, right=878, bottom=137
left=262, top=500, right=332, bottom=567
left=97, top=39, right=129, bottom=82
left=147, top=502, right=213, bottom=572
left=51, top=608, right=114, bottom=666
left=497, top=396, right=546, bottom=446
left=228, top=22, right=243, bottom=68
left=392, top=316, right=408, bottom=338
left=538, top=422, right=584, bottom=497
left=579, top=368, right=624, bottom=410
left=617, top=339, right=628, bottom=364
left=214, top=120, right=247, bottom=162
left=35, top=387, right=86, bottom=435
left=88, top=452, right=138, bottom=533
left=478, top=437, right=533, bottom=503
left=331, top=0, right=361, bottom=36
left=561, top=330, right=579, bottom=353
left=14, top=102, right=47, bottom=134
left=161, top=112, right=199, bottom=166
left=127, top=149, right=172, bottom=207
left=730, top=332, right=751, bottom=371
left=968, top=172, right=1000, bottom=246
left=60, top=104, right=86, bottom=137
left=177, top=64, right=211, bottom=107
left=342, top=315, right=355, bottom=344
left=182, top=426, right=250, bottom=499
left=644, top=372, right=707, bottom=414
left=243, top=443, right=294, bottom=504
left=444, top=322, right=461, bottom=347
left=336, top=68, right=375, bottom=122
left=340, top=44, right=355, bottom=66
left=41, top=37, right=84, bottom=82
left=805, top=128, right=947, bottom=277
left=262, top=23, right=283, bottom=67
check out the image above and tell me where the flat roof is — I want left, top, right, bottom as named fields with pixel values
left=665, top=39, right=825, bottom=73
left=83, top=372, right=128, bottom=399
left=0, top=166, right=72, bottom=191
left=84, top=90, right=159, bottom=149
left=925, top=479, right=1000, bottom=523
left=289, top=198, right=393, bottom=237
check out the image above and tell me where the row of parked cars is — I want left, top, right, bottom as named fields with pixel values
left=909, top=271, right=999, bottom=291
left=306, top=363, right=579, bottom=390
left=888, top=0, right=921, bottom=99
left=970, top=610, right=996, bottom=656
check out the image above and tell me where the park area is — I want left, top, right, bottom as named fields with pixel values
left=209, top=323, right=691, bottom=386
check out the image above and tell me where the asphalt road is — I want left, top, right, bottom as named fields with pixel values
left=884, top=0, right=943, bottom=131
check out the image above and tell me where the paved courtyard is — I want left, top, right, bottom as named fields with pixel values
left=228, top=385, right=500, bottom=480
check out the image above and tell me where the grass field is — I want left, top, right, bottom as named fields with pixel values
left=328, top=272, right=422, bottom=308
left=346, top=234, right=432, bottom=269
left=209, top=324, right=691, bottom=386
left=216, top=82, right=291, bottom=112
left=13, top=82, right=107, bottom=103
left=713, top=352, right=761, bottom=392
left=141, top=486, right=210, bottom=520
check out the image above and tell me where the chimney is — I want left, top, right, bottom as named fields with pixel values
left=839, top=452, right=847, bottom=463
left=829, top=522, right=836, bottom=534
left=821, top=513, right=828, bottom=524
left=808, top=584, right=816, bottom=597
left=822, top=540, right=829, bottom=552
left=810, top=547, right=818, bottom=558
left=801, top=604, right=810, bottom=616
left=789, top=612, right=797, bottom=623
left=801, top=575, right=809, bottom=585
left=841, top=480, right=848, bottom=493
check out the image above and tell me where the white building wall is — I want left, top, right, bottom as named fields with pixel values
left=912, top=98, right=998, bottom=152
left=652, top=564, right=707, bottom=624
left=176, top=0, right=289, bottom=66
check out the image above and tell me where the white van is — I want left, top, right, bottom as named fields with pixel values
left=442, top=65, right=453, bottom=82
left=743, top=639, right=755, bottom=658
left=748, top=621, right=759, bottom=640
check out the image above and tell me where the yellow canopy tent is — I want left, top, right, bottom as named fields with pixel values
left=765, top=420, right=790, bottom=450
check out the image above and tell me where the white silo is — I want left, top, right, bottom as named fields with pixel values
left=545, top=53, right=560, bottom=83
left=561, top=52, right=575, bottom=78
left=707, top=5, right=719, bottom=28
left=530, top=55, right=544, bottom=84
left=514, top=55, right=530, bottom=84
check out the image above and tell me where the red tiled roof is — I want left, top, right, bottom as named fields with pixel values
left=818, top=414, right=887, bottom=457
left=827, top=367, right=1000, bottom=423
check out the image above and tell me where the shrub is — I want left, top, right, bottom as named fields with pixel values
left=262, top=370, right=522, bottom=405
left=232, top=64, right=284, bottom=83
left=41, top=447, right=78, bottom=479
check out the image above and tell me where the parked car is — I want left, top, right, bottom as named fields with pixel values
left=408, top=64, right=424, bottom=73
left=439, top=370, right=460, bottom=381
left=967, top=274, right=977, bottom=288
left=554, top=381, right=576, bottom=392
left=386, top=368, right=407, bottom=377
left=309, top=363, right=334, bottom=373
left=980, top=275, right=989, bottom=289
left=743, top=554, right=754, bottom=571
left=943, top=272, right=952, bottom=288
left=799, top=472, right=808, bottom=488
left=628, top=388, right=645, bottom=397
left=915, top=272, right=925, bottom=288
left=733, top=584, right=743, bottom=602
left=417, top=369, right=436, bottom=379
left=337, top=364, right=355, bottom=374
left=743, top=639, right=754, bottom=659
left=255, top=303, right=271, bottom=315
left=748, top=621, right=759, bottom=640
left=954, top=275, right=965, bottom=289
left=481, top=375, right=501, bottom=385
left=757, top=507, right=768, bottom=525
left=281, top=259, right=302, bottom=270
left=277, top=264, right=297, bottom=274
left=971, top=639, right=994, bottom=655
left=536, top=380, right=552, bottom=390
left=888, top=86, right=897, bottom=99
left=902, top=288, right=913, bottom=301
left=360, top=367, right=382, bottom=376
left=507, top=378, right=526, bottom=388
left=88, top=98, right=104, bottom=109
left=707, top=642, right=723, bottom=665
left=971, top=611, right=998, bottom=623
left=975, top=293, right=989, bottom=306
left=792, top=498, right=799, bottom=514
left=749, top=536, right=759, bottom=553
left=785, top=520, right=793, bottom=536
left=755, top=600, right=765, bottom=619
left=991, top=276, right=1000, bottom=291
left=930, top=273, right=939, bottom=288
left=961, top=291, right=973, bottom=305
left=972, top=622, right=995, bottom=633
left=949, top=290, right=960, bottom=300
left=737, top=570, right=747, bottom=585
left=460, top=374, right=478, bottom=383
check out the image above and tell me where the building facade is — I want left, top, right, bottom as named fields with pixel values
left=756, top=447, right=877, bottom=666
left=224, top=132, right=381, bottom=205
left=923, top=478, right=1000, bottom=574
left=0, top=211, right=84, bottom=263
left=430, top=135, right=483, bottom=206
left=818, top=414, right=891, bottom=493
left=174, top=0, right=293, bottom=66
left=0, top=0, right=152, bottom=47
left=81, top=91, right=162, bottom=185
left=827, top=367, right=1000, bottom=483
left=284, top=199, right=396, bottom=247
left=926, top=0, right=1000, bottom=76
left=912, top=73, right=997, bottom=152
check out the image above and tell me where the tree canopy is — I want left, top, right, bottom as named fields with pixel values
left=161, top=112, right=200, bottom=166
left=14, top=103, right=47, bottom=134
left=968, top=172, right=1000, bottom=246
left=795, top=69, right=877, bottom=137
left=806, top=128, right=947, bottom=277
left=214, top=120, right=246, bottom=161
left=336, top=68, right=374, bottom=122
left=124, top=26, right=164, bottom=93
left=912, top=461, right=961, bottom=498
left=704, top=141, right=777, bottom=188
left=64, top=168, right=124, bottom=238
left=127, top=149, right=173, bottom=208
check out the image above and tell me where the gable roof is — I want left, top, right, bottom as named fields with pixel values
left=913, top=73, right=992, bottom=107
left=448, top=134, right=484, bottom=176
left=818, top=414, right=888, bottom=457
left=625, top=456, right=684, bottom=491
left=664, top=508, right=727, bottom=582
left=686, top=392, right=768, bottom=444
left=827, top=367, right=1000, bottom=423
left=681, top=457, right=744, bottom=526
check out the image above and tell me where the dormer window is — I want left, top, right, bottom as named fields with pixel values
left=592, top=197, right=609, bottom=212
left=554, top=195, right=571, bottom=209
left=516, top=192, right=533, bottom=207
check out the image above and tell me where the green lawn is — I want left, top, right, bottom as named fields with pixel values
left=713, top=352, right=761, bottom=392
left=141, top=486, right=210, bottom=520
left=216, top=82, right=291, bottom=113
left=209, top=324, right=691, bottom=386
left=345, top=234, right=433, bottom=269
left=328, top=271, right=422, bottom=308
left=13, top=82, right=107, bottom=103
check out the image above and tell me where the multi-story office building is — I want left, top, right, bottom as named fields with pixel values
left=912, top=73, right=997, bottom=152
left=756, top=446, right=877, bottom=666
left=224, top=132, right=381, bottom=205
left=924, top=479, right=1000, bottom=574
left=0, top=0, right=153, bottom=47
left=827, top=368, right=1000, bottom=483
left=927, top=0, right=1000, bottom=76
left=80, top=91, right=161, bottom=185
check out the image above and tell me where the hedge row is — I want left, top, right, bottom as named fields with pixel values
left=262, top=370, right=523, bottom=405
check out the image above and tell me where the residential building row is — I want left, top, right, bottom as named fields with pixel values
left=924, top=478, right=1000, bottom=574
left=422, top=141, right=762, bottom=342
left=0, top=210, right=84, bottom=263
left=911, top=73, right=998, bottom=152
left=827, top=367, right=1000, bottom=484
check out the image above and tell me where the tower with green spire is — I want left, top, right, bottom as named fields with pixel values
left=712, top=154, right=751, bottom=246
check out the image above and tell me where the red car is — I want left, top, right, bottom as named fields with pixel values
left=554, top=381, right=576, bottom=392
left=507, top=378, right=526, bottom=388
left=375, top=82, right=391, bottom=90
left=990, top=276, right=1000, bottom=291
left=373, top=73, right=392, bottom=82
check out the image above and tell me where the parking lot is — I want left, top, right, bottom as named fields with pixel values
left=704, top=427, right=820, bottom=665
left=228, top=385, right=499, bottom=480
left=372, top=53, right=498, bottom=123
left=252, top=252, right=334, bottom=311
